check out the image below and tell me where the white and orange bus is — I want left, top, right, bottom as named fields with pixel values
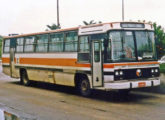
left=1, top=22, right=160, bottom=96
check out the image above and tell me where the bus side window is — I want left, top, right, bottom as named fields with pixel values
left=78, top=36, right=90, bottom=62
left=94, top=41, right=100, bottom=62
left=4, top=39, right=10, bottom=53
left=16, top=38, right=24, bottom=53
left=24, top=36, right=35, bottom=52
left=49, top=33, right=64, bottom=52
left=64, top=31, right=78, bottom=52
left=36, top=34, right=49, bottom=52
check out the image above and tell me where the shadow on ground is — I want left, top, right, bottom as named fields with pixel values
left=137, top=73, right=165, bottom=94
left=9, top=81, right=158, bottom=103
left=136, top=83, right=165, bottom=94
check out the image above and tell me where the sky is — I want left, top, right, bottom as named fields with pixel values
left=0, top=0, right=165, bottom=36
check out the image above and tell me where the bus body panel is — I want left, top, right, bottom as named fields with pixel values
left=2, top=53, right=160, bottom=89
left=1, top=21, right=160, bottom=91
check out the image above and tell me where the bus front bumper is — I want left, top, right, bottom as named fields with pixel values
left=104, top=78, right=160, bottom=90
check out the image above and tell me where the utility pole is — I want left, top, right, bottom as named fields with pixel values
left=122, top=0, right=125, bottom=21
left=57, top=0, right=60, bottom=27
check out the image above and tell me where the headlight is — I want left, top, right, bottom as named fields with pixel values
left=151, top=69, right=154, bottom=73
left=155, top=69, right=158, bottom=73
left=151, top=68, right=159, bottom=74
left=115, top=71, right=119, bottom=76
left=115, top=70, right=124, bottom=76
left=120, top=71, right=123, bottom=75
left=115, top=70, right=124, bottom=80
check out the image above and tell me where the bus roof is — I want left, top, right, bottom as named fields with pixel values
left=3, top=21, right=153, bottom=39
left=4, top=27, right=79, bottom=39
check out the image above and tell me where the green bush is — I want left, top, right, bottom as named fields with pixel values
left=160, top=64, right=165, bottom=73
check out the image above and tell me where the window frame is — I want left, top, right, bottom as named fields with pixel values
left=3, top=39, right=10, bottom=53
left=77, top=35, right=90, bottom=63
left=35, top=34, right=49, bottom=53
left=64, top=31, right=78, bottom=52
left=16, top=37, right=24, bottom=53
left=24, top=36, right=36, bottom=53
left=49, top=32, right=64, bottom=53
left=107, top=29, right=157, bottom=63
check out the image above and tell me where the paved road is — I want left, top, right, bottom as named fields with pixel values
left=0, top=65, right=165, bottom=120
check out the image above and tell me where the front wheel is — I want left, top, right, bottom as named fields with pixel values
left=21, top=70, right=31, bottom=86
left=77, top=78, right=91, bottom=97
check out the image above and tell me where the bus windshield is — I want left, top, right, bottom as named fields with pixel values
left=108, top=30, right=157, bottom=62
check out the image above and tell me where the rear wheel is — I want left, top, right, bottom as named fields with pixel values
left=21, top=70, right=31, bottom=86
left=77, top=78, right=91, bottom=97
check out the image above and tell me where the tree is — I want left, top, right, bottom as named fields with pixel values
left=138, top=20, right=165, bottom=58
left=83, top=20, right=102, bottom=25
left=153, top=23, right=165, bottom=58
left=46, top=23, right=61, bottom=31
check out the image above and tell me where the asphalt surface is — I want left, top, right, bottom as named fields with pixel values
left=0, top=64, right=165, bottom=120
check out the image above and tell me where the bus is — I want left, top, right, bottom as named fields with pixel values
left=1, top=22, right=160, bottom=96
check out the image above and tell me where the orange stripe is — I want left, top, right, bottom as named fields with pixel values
left=2, top=57, right=158, bottom=68
left=2, top=57, right=10, bottom=63
left=103, top=64, right=114, bottom=68
left=104, top=62, right=159, bottom=68
left=20, top=58, right=91, bottom=67
left=2, top=57, right=16, bottom=63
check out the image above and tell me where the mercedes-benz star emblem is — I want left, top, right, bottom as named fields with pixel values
left=136, top=69, right=142, bottom=77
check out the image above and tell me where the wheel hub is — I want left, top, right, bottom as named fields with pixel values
left=81, top=81, right=88, bottom=91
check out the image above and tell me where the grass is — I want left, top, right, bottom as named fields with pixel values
left=160, top=64, right=165, bottom=73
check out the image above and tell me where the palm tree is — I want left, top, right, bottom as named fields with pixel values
left=46, top=23, right=61, bottom=31
left=83, top=20, right=102, bottom=26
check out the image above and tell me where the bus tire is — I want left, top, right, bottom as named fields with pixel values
left=78, top=77, right=91, bottom=97
left=21, top=70, right=31, bottom=86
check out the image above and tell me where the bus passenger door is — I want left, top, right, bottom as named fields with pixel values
left=91, top=38, right=103, bottom=87
left=10, top=38, right=16, bottom=78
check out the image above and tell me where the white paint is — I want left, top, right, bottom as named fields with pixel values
left=112, top=23, right=121, bottom=29
left=114, top=64, right=159, bottom=69
left=104, top=79, right=160, bottom=90
left=0, top=109, right=4, bottom=120
left=2, top=53, right=77, bottom=59
left=15, top=53, right=77, bottom=59
left=2, top=54, right=10, bottom=58
left=104, top=82, right=130, bottom=89
left=104, top=75, right=114, bottom=83
left=15, top=64, right=91, bottom=71
left=87, top=75, right=93, bottom=89
left=145, top=24, right=154, bottom=30
left=104, top=68, right=114, bottom=72
left=132, top=81, right=152, bottom=88
left=79, top=24, right=111, bottom=35
left=79, top=22, right=153, bottom=36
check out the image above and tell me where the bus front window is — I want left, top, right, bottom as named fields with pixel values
left=135, top=31, right=156, bottom=61
left=108, top=30, right=157, bottom=62
left=109, top=31, right=136, bottom=62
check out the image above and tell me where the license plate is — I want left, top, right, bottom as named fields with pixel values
left=138, top=82, right=146, bottom=87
